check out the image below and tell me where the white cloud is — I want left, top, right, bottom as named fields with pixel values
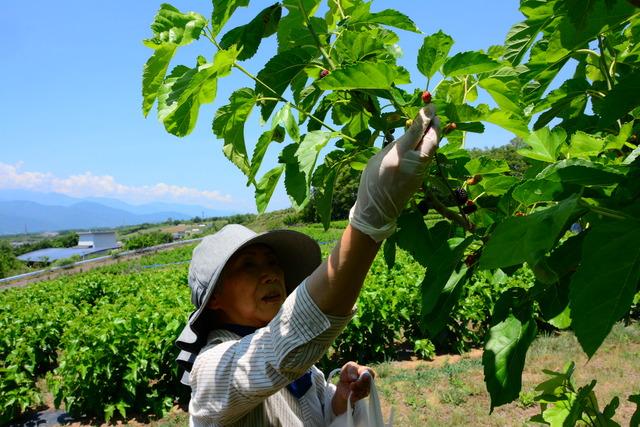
left=0, top=162, right=233, bottom=207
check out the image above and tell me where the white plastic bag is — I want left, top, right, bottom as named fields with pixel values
left=326, top=369, right=394, bottom=427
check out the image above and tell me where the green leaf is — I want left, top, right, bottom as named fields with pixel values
left=316, top=62, right=408, bottom=90
left=503, top=6, right=556, bottom=65
left=512, top=178, right=576, bottom=205
left=536, top=158, right=627, bottom=186
left=247, top=127, right=282, bottom=185
left=442, top=51, right=502, bottom=77
left=142, top=44, right=177, bottom=117
left=570, top=219, right=640, bottom=358
left=478, top=77, right=523, bottom=117
left=396, top=211, right=446, bottom=268
left=482, top=109, right=530, bottom=138
left=256, top=48, right=315, bottom=121
left=481, top=176, right=519, bottom=196
left=479, top=195, right=583, bottom=269
left=599, top=70, right=640, bottom=126
left=465, top=156, right=511, bottom=176
left=255, top=165, right=284, bottom=213
left=144, top=4, right=206, bottom=48
left=272, top=103, right=300, bottom=142
left=212, top=87, right=256, bottom=176
left=533, top=78, right=590, bottom=130
left=279, top=144, right=307, bottom=207
left=417, top=31, right=454, bottom=79
left=211, top=0, right=250, bottom=37
left=295, top=131, right=334, bottom=191
left=420, top=238, right=473, bottom=336
left=517, top=127, right=567, bottom=163
left=347, top=9, right=420, bottom=33
left=483, top=309, right=537, bottom=410
left=567, top=131, right=605, bottom=158
left=219, top=4, right=282, bottom=61
left=310, top=163, right=338, bottom=230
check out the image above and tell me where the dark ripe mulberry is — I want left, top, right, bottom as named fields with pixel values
left=464, top=253, right=478, bottom=268
left=461, top=199, right=477, bottom=214
left=417, top=200, right=430, bottom=215
left=453, top=188, right=468, bottom=205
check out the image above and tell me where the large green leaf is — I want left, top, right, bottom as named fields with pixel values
left=420, top=238, right=473, bottom=335
left=158, top=48, right=237, bottom=137
left=570, top=219, right=640, bottom=358
left=567, top=131, right=605, bottom=158
left=533, top=78, right=590, bottom=130
left=295, top=131, right=334, bottom=190
left=481, top=176, right=520, bottom=196
left=479, top=195, right=582, bottom=269
left=517, top=127, right=566, bottom=163
left=465, top=157, right=511, bottom=176
left=212, top=88, right=256, bottom=176
left=309, top=163, right=338, bottom=230
left=478, top=77, right=523, bottom=117
left=395, top=212, right=452, bottom=268
left=417, top=31, right=454, bottom=80
left=334, top=28, right=389, bottom=64
left=316, top=62, right=409, bottom=90
left=256, top=48, right=315, bottom=121
left=219, top=4, right=282, bottom=61
left=142, top=5, right=207, bottom=116
left=142, top=44, right=177, bottom=117
left=536, top=158, right=627, bottom=186
left=272, top=103, right=300, bottom=142
left=279, top=144, right=307, bottom=207
left=598, top=70, right=640, bottom=126
left=347, top=8, right=420, bottom=33
left=211, top=0, right=251, bottom=37
left=482, top=109, right=530, bottom=138
left=442, top=51, right=502, bottom=77
left=503, top=3, right=557, bottom=65
left=512, top=178, right=576, bottom=205
left=255, top=165, right=284, bottom=213
left=483, top=299, right=537, bottom=410
left=144, top=4, right=206, bottom=47
left=248, top=126, right=284, bottom=185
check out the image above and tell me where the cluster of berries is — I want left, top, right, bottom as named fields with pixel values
left=453, top=188, right=477, bottom=214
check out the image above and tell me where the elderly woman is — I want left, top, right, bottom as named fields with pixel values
left=176, top=107, right=440, bottom=426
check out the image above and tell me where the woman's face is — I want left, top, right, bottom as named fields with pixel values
left=207, top=244, right=286, bottom=327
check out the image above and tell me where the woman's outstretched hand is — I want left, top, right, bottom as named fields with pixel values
left=349, top=106, right=441, bottom=242
left=331, top=361, right=376, bottom=416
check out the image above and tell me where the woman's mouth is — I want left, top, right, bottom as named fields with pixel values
left=261, top=291, right=282, bottom=303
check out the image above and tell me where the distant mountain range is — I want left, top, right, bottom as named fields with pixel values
left=0, top=190, right=237, bottom=235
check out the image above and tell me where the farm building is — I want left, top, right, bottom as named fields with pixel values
left=17, top=231, right=120, bottom=263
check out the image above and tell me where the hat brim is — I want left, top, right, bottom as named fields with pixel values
left=176, top=229, right=322, bottom=352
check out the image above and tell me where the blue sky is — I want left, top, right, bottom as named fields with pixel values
left=1, top=1, right=525, bottom=213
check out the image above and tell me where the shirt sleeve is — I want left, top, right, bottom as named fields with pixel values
left=189, top=279, right=355, bottom=425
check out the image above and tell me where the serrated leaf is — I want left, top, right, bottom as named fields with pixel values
left=316, top=62, right=408, bottom=90
left=220, top=4, right=282, bottom=61
left=158, top=48, right=237, bottom=137
left=255, top=165, right=284, bottom=213
left=417, top=31, right=454, bottom=79
left=211, top=0, right=250, bottom=37
left=144, top=4, right=206, bottom=48
left=279, top=144, right=307, bottom=207
left=256, top=48, right=315, bottom=121
left=334, top=28, right=390, bottom=64
left=483, top=310, right=537, bottom=410
left=478, top=77, right=523, bottom=117
left=512, top=178, right=576, bottom=205
left=295, top=131, right=334, bottom=192
left=142, top=44, right=177, bottom=117
left=481, top=176, right=519, bottom=196
left=533, top=79, right=590, bottom=130
left=272, top=103, right=300, bottom=142
left=503, top=9, right=556, bottom=65
left=599, top=70, right=640, bottom=126
left=517, top=127, right=566, bottom=163
left=570, top=219, right=640, bottom=358
left=247, top=127, right=281, bottom=185
left=347, top=9, right=420, bottom=33
left=479, top=195, right=582, bottom=269
left=465, top=157, right=511, bottom=176
left=567, top=131, right=605, bottom=158
left=536, top=158, right=627, bottom=186
left=442, top=51, right=502, bottom=77
left=310, top=163, right=338, bottom=230
left=482, top=109, right=530, bottom=138
left=213, top=87, right=256, bottom=176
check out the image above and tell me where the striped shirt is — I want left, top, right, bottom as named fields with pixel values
left=189, top=279, right=355, bottom=426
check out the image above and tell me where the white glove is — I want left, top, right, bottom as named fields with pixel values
left=349, top=106, right=440, bottom=242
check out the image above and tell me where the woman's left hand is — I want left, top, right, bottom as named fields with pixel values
left=331, top=361, right=375, bottom=415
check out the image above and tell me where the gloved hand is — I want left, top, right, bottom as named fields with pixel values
left=349, top=106, right=440, bottom=242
